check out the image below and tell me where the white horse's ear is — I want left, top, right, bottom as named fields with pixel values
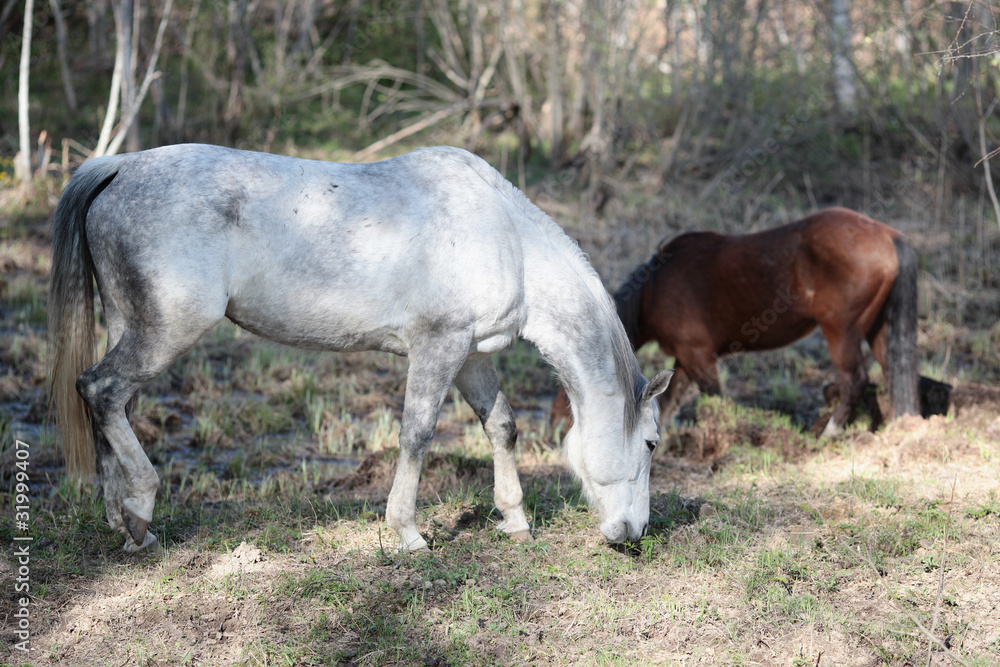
left=641, top=369, right=674, bottom=404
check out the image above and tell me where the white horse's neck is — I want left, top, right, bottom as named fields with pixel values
left=453, top=154, right=641, bottom=435
left=520, top=237, right=641, bottom=437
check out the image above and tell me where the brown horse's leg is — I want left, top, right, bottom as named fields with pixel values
left=691, top=363, right=722, bottom=396
left=658, top=365, right=692, bottom=421
left=823, top=330, right=869, bottom=434
left=865, top=321, right=889, bottom=429
left=550, top=387, right=572, bottom=429
left=667, top=349, right=722, bottom=415
left=866, top=320, right=888, bottom=370
left=674, top=344, right=722, bottom=396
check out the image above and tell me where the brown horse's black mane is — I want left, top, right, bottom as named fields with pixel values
left=613, top=254, right=657, bottom=347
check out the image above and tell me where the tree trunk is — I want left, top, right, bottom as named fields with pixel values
left=121, top=0, right=142, bottom=152
left=223, top=0, right=252, bottom=143
left=86, top=0, right=109, bottom=56
left=175, top=0, right=203, bottom=141
left=545, top=0, right=564, bottom=165
left=15, top=0, right=34, bottom=185
left=49, top=0, right=78, bottom=112
left=830, top=0, right=857, bottom=116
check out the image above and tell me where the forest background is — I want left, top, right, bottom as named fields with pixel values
left=0, top=1, right=996, bottom=228
left=2, top=2, right=1000, bottom=666
left=4, top=0, right=999, bottom=316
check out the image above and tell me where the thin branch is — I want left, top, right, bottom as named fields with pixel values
left=93, top=1, right=126, bottom=157
left=105, top=0, right=174, bottom=157
left=974, top=76, right=1000, bottom=233
left=353, top=105, right=460, bottom=161
left=299, top=63, right=461, bottom=106
left=926, top=476, right=958, bottom=667
left=427, top=47, right=469, bottom=89
left=428, top=0, right=467, bottom=79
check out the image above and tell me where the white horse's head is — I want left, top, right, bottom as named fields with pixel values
left=565, top=370, right=673, bottom=543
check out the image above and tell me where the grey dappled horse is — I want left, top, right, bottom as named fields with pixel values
left=48, top=144, right=672, bottom=553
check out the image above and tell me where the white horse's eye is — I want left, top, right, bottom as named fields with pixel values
left=646, top=439, right=657, bottom=453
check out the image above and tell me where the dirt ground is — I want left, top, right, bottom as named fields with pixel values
left=2, top=186, right=1000, bottom=666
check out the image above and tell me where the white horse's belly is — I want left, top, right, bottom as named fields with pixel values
left=225, top=252, right=525, bottom=357
left=223, top=286, right=407, bottom=353
left=227, top=293, right=522, bottom=357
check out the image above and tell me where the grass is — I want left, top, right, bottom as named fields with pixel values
left=2, top=349, right=999, bottom=667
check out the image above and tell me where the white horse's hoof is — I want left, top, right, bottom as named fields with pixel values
left=398, top=535, right=429, bottom=553
left=123, top=530, right=159, bottom=553
left=507, top=529, right=532, bottom=543
left=399, top=545, right=431, bottom=555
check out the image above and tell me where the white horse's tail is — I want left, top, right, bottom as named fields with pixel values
left=48, top=158, right=121, bottom=479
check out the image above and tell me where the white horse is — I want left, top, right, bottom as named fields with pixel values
left=48, top=144, right=672, bottom=553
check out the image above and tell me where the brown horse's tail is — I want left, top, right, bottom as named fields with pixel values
left=47, top=159, right=120, bottom=480
left=885, top=236, right=919, bottom=418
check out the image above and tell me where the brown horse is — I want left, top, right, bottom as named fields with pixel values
left=552, top=207, right=920, bottom=434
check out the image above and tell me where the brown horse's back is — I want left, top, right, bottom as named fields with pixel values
left=641, top=208, right=900, bottom=361
left=640, top=223, right=809, bottom=362
left=794, top=208, right=902, bottom=344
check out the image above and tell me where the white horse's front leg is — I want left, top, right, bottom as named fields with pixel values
left=386, top=331, right=471, bottom=552
left=455, top=357, right=530, bottom=541
left=386, top=449, right=431, bottom=552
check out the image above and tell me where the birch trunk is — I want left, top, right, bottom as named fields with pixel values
left=15, top=0, right=34, bottom=185
left=49, top=0, right=78, bottom=112
left=830, top=0, right=857, bottom=115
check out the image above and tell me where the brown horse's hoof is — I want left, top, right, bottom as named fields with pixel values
left=508, top=530, right=532, bottom=543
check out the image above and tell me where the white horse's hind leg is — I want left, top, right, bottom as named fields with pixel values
left=386, top=330, right=472, bottom=552
left=89, top=300, right=137, bottom=545
left=455, top=357, right=530, bottom=541
left=77, top=342, right=164, bottom=552
left=78, top=315, right=221, bottom=551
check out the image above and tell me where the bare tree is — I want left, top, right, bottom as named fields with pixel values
left=830, top=0, right=858, bottom=115
left=93, top=0, right=173, bottom=157
left=49, top=0, right=78, bottom=112
left=14, top=0, right=34, bottom=185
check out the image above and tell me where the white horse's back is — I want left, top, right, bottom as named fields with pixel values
left=85, top=145, right=528, bottom=355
